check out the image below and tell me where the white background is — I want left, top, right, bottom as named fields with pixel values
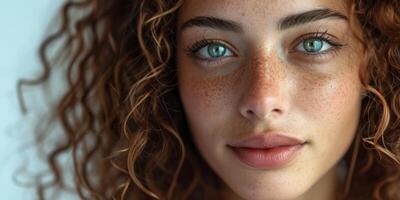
left=0, top=0, right=64, bottom=199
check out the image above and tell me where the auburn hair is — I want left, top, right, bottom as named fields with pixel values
left=18, top=0, right=400, bottom=199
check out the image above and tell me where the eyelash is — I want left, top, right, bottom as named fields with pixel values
left=290, top=30, right=345, bottom=56
left=184, top=31, right=346, bottom=64
left=184, top=39, right=237, bottom=64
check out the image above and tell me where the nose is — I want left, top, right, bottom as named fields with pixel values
left=239, top=55, right=290, bottom=121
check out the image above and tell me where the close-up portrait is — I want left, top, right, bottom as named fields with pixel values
left=1, top=0, right=399, bottom=200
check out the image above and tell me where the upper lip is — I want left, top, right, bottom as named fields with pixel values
left=228, top=132, right=306, bottom=149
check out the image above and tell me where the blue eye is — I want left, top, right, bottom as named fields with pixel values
left=297, top=38, right=333, bottom=53
left=196, top=43, right=234, bottom=59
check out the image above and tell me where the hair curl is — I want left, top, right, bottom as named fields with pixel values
left=18, top=0, right=400, bottom=199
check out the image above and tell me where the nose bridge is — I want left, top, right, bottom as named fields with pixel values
left=239, top=52, right=289, bottom=120
left=247, top=53, right=287, bottom=96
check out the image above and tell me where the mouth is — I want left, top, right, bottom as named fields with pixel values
left=227, top=132, right=306, bottom=169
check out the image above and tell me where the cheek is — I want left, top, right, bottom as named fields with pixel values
left=182, top=80, right=223, bottom=111
left=177, top=66, right=248, bottom=157
left=179, top=78, right=226, bottom=123
left=297, top=72, right=362, bottom=157
left=178, top=67, right=242, bottom=126
left=178, top=76, right=223, bottom=148
left=178, top=75, right=233, bottom=157
left=296, top=73, right=361, bottom=122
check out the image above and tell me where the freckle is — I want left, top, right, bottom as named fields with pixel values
left=247, top=53, right=287, bottom=86
left=193, top=69, right=242, bottom=108
left=193, top=76, right=224, bottom=105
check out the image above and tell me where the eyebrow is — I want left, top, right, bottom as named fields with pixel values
left=180, top=16, right=243, bottom=33
left=179, top=8, right=347, bottom=32
left=278, top=8, right=348, bottom=30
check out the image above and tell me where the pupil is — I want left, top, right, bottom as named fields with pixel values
left=304, top=39, right=323, bottom=52
left=208, top=44, right=226, bottom=57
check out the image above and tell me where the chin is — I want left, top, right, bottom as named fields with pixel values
left=246, top=190, right=303, bottom=200
left=226, top=178, right=310, bottom=200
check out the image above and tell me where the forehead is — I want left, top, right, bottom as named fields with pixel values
left=178, top=0, right=347, bottom=27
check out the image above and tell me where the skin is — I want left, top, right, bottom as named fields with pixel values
left=176, top=0, right=364, bottom=199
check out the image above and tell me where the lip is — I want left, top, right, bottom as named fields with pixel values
left=228, top=132, right=306, bottom=169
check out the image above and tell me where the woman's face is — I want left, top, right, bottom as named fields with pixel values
left=176, top=0, right=363, bottom=199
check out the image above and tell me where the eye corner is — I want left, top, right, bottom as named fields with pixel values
left=185, top=39, right=239, bottom=61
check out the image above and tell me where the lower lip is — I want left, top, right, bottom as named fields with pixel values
left=230, top=144, right=304, bottom=169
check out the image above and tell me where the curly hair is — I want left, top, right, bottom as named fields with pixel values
left=18, top=0, right=400, bottom=199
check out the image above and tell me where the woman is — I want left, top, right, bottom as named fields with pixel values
left=19, top=0, right=400, bottom=199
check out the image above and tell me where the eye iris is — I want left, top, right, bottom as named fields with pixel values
left=303, top=39, right=323, bottom=52
left=207, top=44, right=226, bottom=58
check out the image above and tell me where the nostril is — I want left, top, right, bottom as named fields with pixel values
left=246, top=110, right=254, bottom=116
left=243, top=107, right=283, bottom=120
left=272, top=108, right=281, bottom=113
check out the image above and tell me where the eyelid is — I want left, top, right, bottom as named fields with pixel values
left=289, top=31, right=345, bottom=53
left=184, top=39, right=239, bottom=59
left=295, top=39, right=332, bottom=53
